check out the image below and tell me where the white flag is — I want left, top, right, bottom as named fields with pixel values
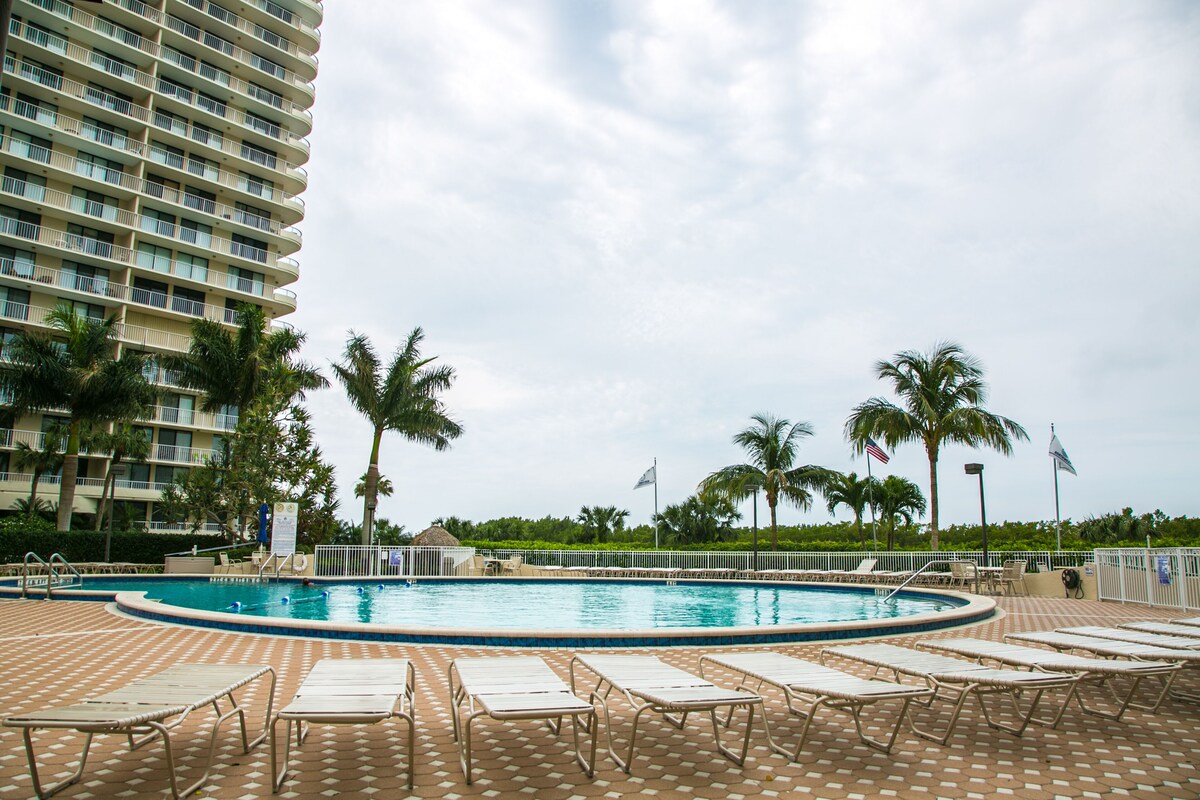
left=634, top=465, right=656, bottom=489
left=1049, top=434, right=1077, bottom=476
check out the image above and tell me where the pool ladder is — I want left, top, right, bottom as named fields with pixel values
left=880, top=559, right=981, bottom=603
left=20, top=552, right=82, bottom=599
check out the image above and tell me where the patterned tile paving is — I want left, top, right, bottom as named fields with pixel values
left=0, top=596, right=1197, bottom=799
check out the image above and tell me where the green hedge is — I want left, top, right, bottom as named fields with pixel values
left=0, top=525, right=233, bottom=564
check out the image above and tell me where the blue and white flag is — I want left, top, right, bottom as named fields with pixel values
left=634, top=465, right=656, bottom=489
left=1049, top=434, right=1077, bottom=476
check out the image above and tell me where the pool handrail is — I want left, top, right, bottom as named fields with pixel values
left=21, top=552, right=82, bottom=598
left=882, top=559, right=978, bottom=602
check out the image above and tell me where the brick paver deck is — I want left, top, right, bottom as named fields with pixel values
left=0, top=595, right=1196, bottom=799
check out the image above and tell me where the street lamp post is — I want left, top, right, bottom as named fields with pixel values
left=964, top=463, right=988, bottom=568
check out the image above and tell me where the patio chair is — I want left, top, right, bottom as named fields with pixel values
left=1005, top=630, right=1198, bottom=703
left=4, top=663, right=275, bottom=799
left=501, top=554, right=524, bottom=575
left=448, top=656, right=598, bottom=784
left=1058, top=626, right=1200, bottom=651
left=1120, top=621, right=1200, bottom=640
left=821, top=643, right=1077, bottom=745
left=569, top=654, right=762, bottom=772
left=922, top=638, right=1180, bottom=720
left=699, top=652, right=934, bottom=758
left=947, top=561, right=979, bottom=591
left=995, top=560, right=1028, bottom=595
left=811, top=558, right=879, bottom=583
left=271, top=659, right=416, bottom=792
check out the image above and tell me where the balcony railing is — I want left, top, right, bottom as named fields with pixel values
left=178, top=0, right=318, bottom=63
left=163, top=12, right=315, bottom=90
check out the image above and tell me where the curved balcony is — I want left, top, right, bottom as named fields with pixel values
left=161, top=12, right=317, bottom=94
left=177, top=0, right=319, bottom=71
left=0, top=175, right=301, bottom=271
left=0, top=223, right=297, bottom=309
left=2, top=55, right=311, bottom=175
left=248, top=0, right=322, bottom=48
left=143, top=403, right=238, bottom=432
left=0, top=96, right=308, bottom=217
left=0, top=135, right=303, bottom=246
left=0, top=299, right=197, bottom=352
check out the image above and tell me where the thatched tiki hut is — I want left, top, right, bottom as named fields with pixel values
left=410, top=525, right=461, bottom=576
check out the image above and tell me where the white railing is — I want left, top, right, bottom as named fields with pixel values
left=1095, top=548, right=1200, bottom=610
left=315, top=545, right=476, bottom=578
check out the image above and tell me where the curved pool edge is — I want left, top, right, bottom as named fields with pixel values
left=109, top=582, right=997, bottom=648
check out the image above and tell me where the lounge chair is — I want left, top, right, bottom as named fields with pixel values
left=569, top=654, right=762, bottom=772
left=811, top=558, right=879, bottom=583
left=1058, top=626, right=1200, bottom=651
left=1170, top=616, right=1200, bottom=628
left=821, top=643, right=1077, bottom=744
left=1120, top=621, right=1200, bottom=640
left=4, top=663, right=275, bottom=799
left=271, top=659, right=416, bottom=792
left=448, top=656, right=598, bottom=784
left=699, top=652, right=933, bottom=758
left=922, top=638, right=1180, bottom=720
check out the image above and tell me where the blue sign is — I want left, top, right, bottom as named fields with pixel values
left=257, top=503, right=270, bottom=543
left=388, top=550, right=405, bottom=568
left=1157, top=556, right=1172, bottom=586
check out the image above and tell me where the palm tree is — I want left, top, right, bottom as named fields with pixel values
left=845, top=342, right=1028, bottom=550
left=0, top=307, right=157, bottom=529
left=825, top=471, right=882, bottom=548
left=332, top=328, right=463, bottom=545
left=874, top=475, right=926, bottom=551
left=88, top=423, right=152, bottom=560
left=168, top=304, right=326, bottom=415
left=576, top=505, right=630, bottom=543
left=655, top=494, right=740, bottom=546
left=699, top=413, right=833, bottom=551
left=354, top=472, right=393, bottom=500
left=11, top=424, right=66, bottom=513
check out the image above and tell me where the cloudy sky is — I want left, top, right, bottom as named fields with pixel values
left=289, top=1, right=1200, bottom=534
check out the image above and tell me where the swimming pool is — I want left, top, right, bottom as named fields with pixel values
left=5, top=577, right=995, bottom=647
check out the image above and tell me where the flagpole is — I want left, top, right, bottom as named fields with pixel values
left=866, top=454, right=878, bottom=550
left=1052, top=423, right=1061, bottom=552
left=653, top=457, right=659, bottom=549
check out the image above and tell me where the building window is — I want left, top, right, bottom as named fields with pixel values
left=61, top=298, right=106, bottom=321
left=0, top=245, right=35, bottom=279
left=171, top=285, right=205, bottom=316
left=141, top=208, right=177, bottom=237
left=0, top=287, right=31, bottom=321
left=238, top=171, right=274, bottom=200
left=70, top=188, right=118, bottom=221
left=75, top=152, right=124, bottom=185
left=136, top=243, right=172, bottom=273
left=81, top=117, right=127, bottom=149
left=234, top=202, right=271, bottom=231
left=180, top=218, right=212, bottom=247
left=132, top=276, right=168, bottom=309
left=8, top=129, right=52, bottom=163
left=0, top=204, right=41, bottom=239
left=227, top=266, right=265, bottom=296
left=230, top=234, right=267, bottom=263
left=184, top=186, right=216, bottom=214
left=59, top=262, right=110, bottom=295
left=175, top=252, right=208, bottom=281
left=2, top=167, right=46, bottom=202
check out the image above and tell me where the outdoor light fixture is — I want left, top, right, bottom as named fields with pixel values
left=964, top=463, right=988, bottom=568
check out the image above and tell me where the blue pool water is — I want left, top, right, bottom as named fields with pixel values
left=58, top=578, right=961, bottom=631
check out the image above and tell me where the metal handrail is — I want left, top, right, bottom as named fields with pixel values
left=881, top=559, right=980, bottom=603
left=257, top=551, right=303, bottom=580
left=21, top=552, right=82, bottom=598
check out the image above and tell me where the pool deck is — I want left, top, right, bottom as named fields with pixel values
left=0, top=594, right=1197, bottom=799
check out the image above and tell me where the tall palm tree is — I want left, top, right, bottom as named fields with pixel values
left=874, top=475, right=926, bottom=551
left=168, top=304, right=326, bottom=415
left=845, top=342, right=1028, bottom=550
left=576, top=505, right=630, bottom=543
left=824, top=471, right=881, bottom=548
left=0, top=307, right=157, bottom=529
left=332, top=328, right=463, bottom=545
left=699, top=413, right=833, bottom=551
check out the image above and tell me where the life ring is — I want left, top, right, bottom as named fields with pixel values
left=291, top=553, right=309, bottom=573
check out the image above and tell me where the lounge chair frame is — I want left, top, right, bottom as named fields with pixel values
left=448, top=656, right=598, bottom=785
left=923, top=638, right=1180, bottom=720
left=569, top=654, right=762, bottom=772
left=698, top=652, right=933, bottom=758
left=822, top=643, right=1077, bottom=745
left=4, top=663, right=276, bottom=799
left=271, top=659, right=416, bottom=792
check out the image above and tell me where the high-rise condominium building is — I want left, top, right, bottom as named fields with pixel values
left=0, top=0, right=321, bottom=529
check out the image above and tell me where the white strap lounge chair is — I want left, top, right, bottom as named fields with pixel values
left=271, top=659, right=416, bottom=792
left=448, top=656, right=598, bottom=785
left=922, top=638, right=1180, bottom=720
left=1120, top=621, right=1200, bottom=640
left=1170, top=616, right=1200, bottom=628
left=809, top=558, right=879, bottom=583
left=1058, top=626, right=1200, bottom=651
left=699, top=652, right=934, bottom=758
left=4, top=663, right=275, bottom=799
left=821, top=643, right=1077, bottom=745
left=569, top=654, right=762, bottom=772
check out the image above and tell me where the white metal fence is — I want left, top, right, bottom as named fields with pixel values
left=1095, top=548, right=1200, bottom=610
left=315, top=545, right=475, bottom=578
left=472, top=548, right=1091, bottom=573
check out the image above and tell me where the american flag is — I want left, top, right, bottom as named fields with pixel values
left=865, top=437, right=890, bottom=464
